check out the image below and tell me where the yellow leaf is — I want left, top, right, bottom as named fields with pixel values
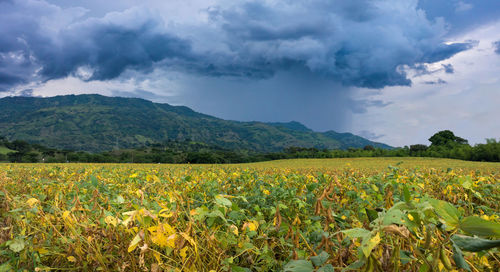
left=480, top=215, right=490, bottom=221
left=243, top=221, right=259, bottom=232
left=129, top=173, right=138, bottom=178
left=67, top=256, right=77, bottom=262
left=104, top=215, right=118, bottom=227
left=179, top=247, right=188, bottom=261
left=179, top=232, right=198, bottom=255
left=159, top=208, right=173, bottom=218
left=229, top=224, right=238, bottom=236
left=149, top=223, right=176, bottom=248
left=166, top=234, right=176, bottom=248
left=153, top=251, right=161, bottom=263
left=27, top=198, right=39, bottom=207
left=147, top=174, right=160, bottom=183
left=361, top=232, right=381, bottom=257
left=128, top=231, right=143, bottom=252
left=62, top=210, right=71, bottom=220
left=36, top=248, right=49, bottom=255
left=136, top=189, right=144, bottom=198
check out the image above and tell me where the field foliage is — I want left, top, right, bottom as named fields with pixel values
left=0, top=158, right=499, bottom=271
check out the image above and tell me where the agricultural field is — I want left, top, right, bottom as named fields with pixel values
left=0, top=158, right=499, bottom=271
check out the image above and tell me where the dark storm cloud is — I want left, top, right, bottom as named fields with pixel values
left=411, top=63, right=455, bottom=77
left=418, top=0, right=500, bottom=35
left=0, top=0, right=477, bottom=92
left=42, top=20, right=192, bottom=81
left=419, top=42, right=474, bottom=63
left=0, top=1, right=195, bottom=92
left=0, top=50, right=39, bottom=92
left=207, top=0, right=475, bottom=88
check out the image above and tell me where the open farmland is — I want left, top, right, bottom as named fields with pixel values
left=0, top=158, right=499, bottom=271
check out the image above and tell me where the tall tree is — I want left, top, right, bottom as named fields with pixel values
left=429, top=130, right=468, bottom=146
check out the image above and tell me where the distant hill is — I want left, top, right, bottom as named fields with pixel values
left=0, top=94, right=391, bottom=152
left=0, top=145, right=15, bottom=155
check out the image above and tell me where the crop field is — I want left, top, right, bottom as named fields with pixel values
left=0, top=158, right=499, bottom=271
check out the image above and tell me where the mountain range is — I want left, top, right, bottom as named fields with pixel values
left=0, top=94, right=391, bottom=152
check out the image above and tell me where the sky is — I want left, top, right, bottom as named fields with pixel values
left=1, top=0, right=499, bottom=147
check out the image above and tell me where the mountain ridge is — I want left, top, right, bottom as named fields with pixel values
left=0, top=94, right=391, bottom=152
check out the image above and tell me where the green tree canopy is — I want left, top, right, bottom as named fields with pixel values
left=429, top=130, right=468, bottom=147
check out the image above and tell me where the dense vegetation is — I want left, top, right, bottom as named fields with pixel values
left=0, top=160, right=499, bottom=271
left=0, top=94, right=389, bottom=152
left=1, top=130, right=499, bottom=163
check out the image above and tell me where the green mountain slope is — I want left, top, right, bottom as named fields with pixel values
left=0, top=146, right=15, bottom=155
left=0, top=94, right=391, bottom=152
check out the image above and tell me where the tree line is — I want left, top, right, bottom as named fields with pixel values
left=0, top=130, right=498, bottom=163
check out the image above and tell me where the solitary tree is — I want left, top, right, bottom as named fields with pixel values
left=429, top=130, right=468, bottom=147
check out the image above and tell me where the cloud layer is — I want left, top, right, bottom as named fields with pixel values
left=0, top=0, right=476, bottom=92
left=494, top=40, right=500, bottom=54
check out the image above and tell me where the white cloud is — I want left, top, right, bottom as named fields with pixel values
left=455, top=1, right=473, bottom=12
left=351, top=20, right=500, bottom=146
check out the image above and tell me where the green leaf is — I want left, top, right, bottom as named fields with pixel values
left=341, top=228, right=370, bottom=239
left=382, top=208, right=404, bottom=226
left=451, top=234, right=500, bottom=252
left=365, top=208, right=378, bottom=223
left=90, top=175, right=99, bottom=187
left=428, top=198, right=460, bottom=230
left=310, top=251, right=329, bottom=267
left=403, top=185, right=411, bottom=203
left=284, top=260, right=314, bottom=272
left=7, top=238, right=25, bottom=253
left=452, top=242, right=471, bottom=271
left=207, top=209, right=227, bottom=222
left=400, top=250, right=413, bottom=265
left=317, top=264, right=335, bottom=272
left=341, top=260, right=365, bottom=272
left=215, top=195, right=232, bottom=207
left=114, top=195, right=125, bottom=204
left=0, top=263, right=12, bottom=272
left=459, top=216, right=500, bottom=237
left=418, top=263, right=430, bottom=272
left=230, top=265, right=251, bottom=272
left=360, top=232, right=380, bottom=257
left=459, top=176, right=472, bottom=190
